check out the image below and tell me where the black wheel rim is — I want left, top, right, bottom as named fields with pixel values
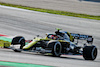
left=55, top=44, right=60, bottom=54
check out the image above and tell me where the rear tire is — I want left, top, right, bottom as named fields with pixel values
left=11, top=36, right=25, bottom=52
left=83, top=46, right=97, bottom=60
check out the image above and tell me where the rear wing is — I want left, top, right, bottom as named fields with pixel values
left=70, top=33, right=93, bottom=44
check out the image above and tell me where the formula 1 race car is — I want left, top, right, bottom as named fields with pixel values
left=0, top=28, right=98, bottom=60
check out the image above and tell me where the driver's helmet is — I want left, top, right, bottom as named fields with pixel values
left=50, top=35, right=58, bottom=40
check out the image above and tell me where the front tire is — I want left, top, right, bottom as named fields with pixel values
left=83, top=46, right=97, bottom=60
left=47, top=40, right=62, bottom=57
left=11, top=36, right=25, bottom=52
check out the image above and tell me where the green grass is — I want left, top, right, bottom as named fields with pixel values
left=0, top=2, right=100, bottom=20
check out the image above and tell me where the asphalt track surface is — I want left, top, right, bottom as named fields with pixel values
left=0, top=0, right=100, bottom=16
left=0, top=5, right=100, bottom=67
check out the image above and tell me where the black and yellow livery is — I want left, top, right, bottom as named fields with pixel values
left=0, top=29, right=97, bottom=60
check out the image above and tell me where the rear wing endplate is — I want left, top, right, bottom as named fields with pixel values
left=70, top=33, right=93, bottom=44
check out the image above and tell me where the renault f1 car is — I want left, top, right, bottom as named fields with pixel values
left=0, top=29, right=97, bottom=60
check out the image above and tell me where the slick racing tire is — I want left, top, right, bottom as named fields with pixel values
left=83, top=46, right=97, bottom=60
left=11, top=36, right=25, bottom=52
left=47, top=40, right=62, bottom=57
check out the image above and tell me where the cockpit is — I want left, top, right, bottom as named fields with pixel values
left=47, top=31, right=70, bottom=41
